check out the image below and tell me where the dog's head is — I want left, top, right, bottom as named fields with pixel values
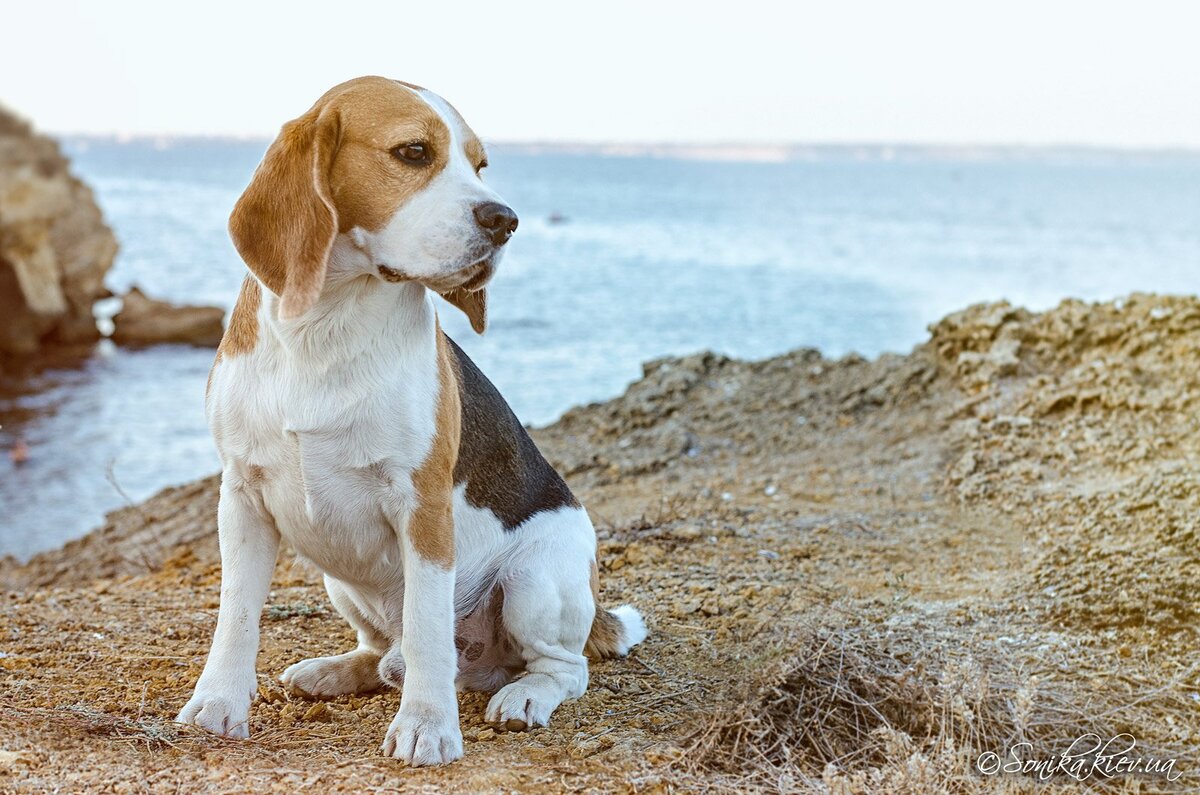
left=229, top=76, right=515, bottom=333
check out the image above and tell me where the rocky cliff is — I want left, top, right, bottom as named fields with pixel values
left=0, top=106, right=117, bottom=358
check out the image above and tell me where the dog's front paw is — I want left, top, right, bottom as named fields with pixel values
left=382, top=703, right=463, bottom=766
left=176, top=686, right=253, bottom=738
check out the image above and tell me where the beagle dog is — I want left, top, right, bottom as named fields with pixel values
left=176, top=76, right=646, bottom=766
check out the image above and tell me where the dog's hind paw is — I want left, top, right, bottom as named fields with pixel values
left=280, top=649, right=384, bottom=697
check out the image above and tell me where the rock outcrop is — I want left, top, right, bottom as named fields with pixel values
left=0, top=106, right=117, bottom=358
left=110, top=287, right=225, bottom=347
left=3, top=295, right=1197, bottom=793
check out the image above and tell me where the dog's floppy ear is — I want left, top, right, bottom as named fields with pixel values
left=441, top=287, right=487, bottom=334
left=229, top=105, right=340, bottom=320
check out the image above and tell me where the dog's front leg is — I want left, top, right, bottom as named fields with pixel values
left=381, top=493, right=462, bottom=766
left=177, top=475, right=279, bottom=738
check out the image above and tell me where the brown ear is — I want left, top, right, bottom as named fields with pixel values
left=441, top=288, right=487, bottom=334
left=229, top=105, right=340, bottom=320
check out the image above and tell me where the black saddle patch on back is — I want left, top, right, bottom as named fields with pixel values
left=445, top=333, right=578, bottom=530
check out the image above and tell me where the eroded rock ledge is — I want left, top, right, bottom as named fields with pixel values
left=0, top=106, right=118, bottom=358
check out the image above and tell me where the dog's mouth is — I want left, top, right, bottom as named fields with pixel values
left=376, top=264, right=408, bottom=283
left=455, top=259, right=494, bottom=292
left=410, top=257, right=494, bottom=294
left=375, top=254, right=495, bottom=293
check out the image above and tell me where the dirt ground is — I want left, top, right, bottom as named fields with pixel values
left=2, top=295, right=1197, bottom=793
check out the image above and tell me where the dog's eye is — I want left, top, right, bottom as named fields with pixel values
left=391, top=143, right=431, bottom=165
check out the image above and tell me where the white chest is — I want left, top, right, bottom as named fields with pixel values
left=207, top=288, right=441, bottom=587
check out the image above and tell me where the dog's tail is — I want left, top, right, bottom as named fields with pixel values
left=585, top=603, right=648, bottom=659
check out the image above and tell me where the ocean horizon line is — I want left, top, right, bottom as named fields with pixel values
left=54, top=134, right=1200, bottom=164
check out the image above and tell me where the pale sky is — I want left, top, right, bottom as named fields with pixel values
left=2, top=0, right=1198, bottom=147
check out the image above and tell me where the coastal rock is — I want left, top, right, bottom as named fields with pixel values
left=0, top=106, right=118, bottom=357
left=2, top=295, right=1197, bottom=792
left=110, top=287, right=225, bottom=347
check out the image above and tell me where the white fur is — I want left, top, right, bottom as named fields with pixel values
left=177, top=88, right=645, bottom=765
left=609, top=605, right=649, bottom=655
left=482, top=505, right=596, bottom=729
left=175, top=475, right=279, bottom=739
left=381, top=536, right=461, bottom=765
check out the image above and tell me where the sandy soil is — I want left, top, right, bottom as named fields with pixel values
left=1, top=295, right=1197, bottom=793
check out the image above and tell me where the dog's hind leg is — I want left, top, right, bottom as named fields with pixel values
left=280, top=576, right=387, bottom=697
left=484, top=507, right=597, bottom=731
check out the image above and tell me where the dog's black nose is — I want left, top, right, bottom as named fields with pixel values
left=473, top=202, right=519, bottom=246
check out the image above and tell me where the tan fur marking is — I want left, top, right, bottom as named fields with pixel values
left=328, top=79, right=450, bottom=234
left=465, top=137, right=487, bottom=170
left=440, top=286, right=487, bottom=334
left=584, top=561, right=624, bottom=659
left=218, top=276, right=261, bottom=358
left=228, top=103, right=338, bottom=317
left=408, top=328, right=461, bottom=568
left=207, top=276, right=262, bottom=398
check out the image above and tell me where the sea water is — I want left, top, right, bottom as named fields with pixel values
left=1, top=142, right=1198, bottom=557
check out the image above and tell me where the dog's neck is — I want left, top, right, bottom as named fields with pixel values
left=259, top=235, right=436, bottom=368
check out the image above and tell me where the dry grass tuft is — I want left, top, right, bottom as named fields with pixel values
left=687, top=608, right=1197, bottom=793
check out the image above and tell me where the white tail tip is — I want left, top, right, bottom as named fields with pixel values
left=611, top=604, right=648, bottom=655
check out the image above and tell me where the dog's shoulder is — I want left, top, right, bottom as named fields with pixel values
left=442, top=332, right=578, bottom=530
